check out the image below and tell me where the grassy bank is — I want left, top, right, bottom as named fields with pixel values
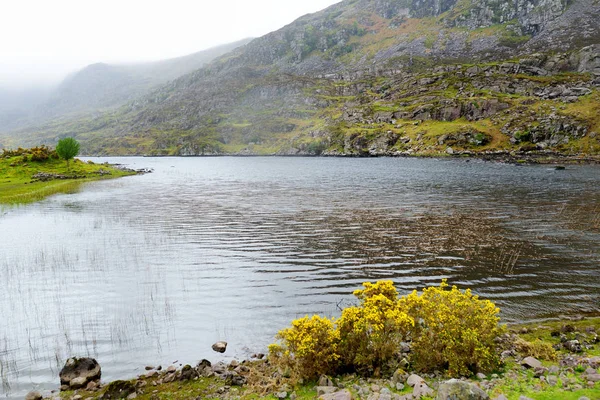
left=51, top=318, right=599, bottom=400
left=0, top=149, right=136, bottom=205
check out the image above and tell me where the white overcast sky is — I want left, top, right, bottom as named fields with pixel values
left=0, top=0, right=341, bottom=88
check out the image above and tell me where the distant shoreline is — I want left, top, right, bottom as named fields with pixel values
left=80, top=152, right=600, bottom=165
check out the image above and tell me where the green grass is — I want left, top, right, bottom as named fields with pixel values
left=0, top=155, right=135, bottom=205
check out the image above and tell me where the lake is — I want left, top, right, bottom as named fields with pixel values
left=1, top=157, right=599, bottom=398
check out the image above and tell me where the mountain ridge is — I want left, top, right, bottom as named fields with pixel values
left=3, top=0, right=600, bottom=157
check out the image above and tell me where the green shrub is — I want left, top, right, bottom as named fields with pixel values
left=514, top=130, right=531, bottom=143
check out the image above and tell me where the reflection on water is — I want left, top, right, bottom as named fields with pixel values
left=1, top=157, right=599, bottom=398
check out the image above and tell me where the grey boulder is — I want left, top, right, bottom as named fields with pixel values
left=59, top=357, right=101, bottom=390
left=436, top=379, right=489, bottom=400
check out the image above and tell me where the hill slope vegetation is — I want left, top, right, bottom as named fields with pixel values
left=4, top=0, right=600, bottom=157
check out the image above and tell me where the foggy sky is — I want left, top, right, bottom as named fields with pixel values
left=0, top=0, right=341, bottom=89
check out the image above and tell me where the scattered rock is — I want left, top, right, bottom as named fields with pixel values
left=227, top=373, right=247, bottom=386
left=407, top=374, right=425, bottom=387
left=69, top=376, right=88, bottom=389
left=145, top=370, right=158, bottom=378
left=180, top=364, right=197, bottom=381
left=564, top=340, right=583, bottom=352
left=211, top=361, right=227, bottom=374
left=319, top=375, right=335, bottom=387
left=104, top=380, right=136, bottom=399
left=25, top=391, right=43, bottom=400
left=413, top=382, right=434, bottom=399
left=318, top=386, right=337, bottom=396
left=166, top=365, right=177, bottom=373
left=585, top=373, right=600, bottom=382
left=86, top=380, right=99, bottom=391
left=212, top=341, right=228, bottom=353
left=436, top=379, right=489, bottom=400
left=276, top=391, right=288, bottom=399
left=320, top=389, right=353, bottom=400
left=521, top=357, right=542, bottom=369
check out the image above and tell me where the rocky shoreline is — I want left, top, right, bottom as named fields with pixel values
left=129, top=152, right=600, bottom=165
left=24, top=317, right=600, bottom=400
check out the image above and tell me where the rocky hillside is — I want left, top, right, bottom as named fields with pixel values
left=5, top=0, right=600, bottom=157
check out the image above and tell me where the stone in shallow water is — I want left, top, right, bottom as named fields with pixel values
left=25, top=391, right=43, bottom=400
left=212, top=341, right=227, bottom=353
left=59, top=357, right=101, bottom=390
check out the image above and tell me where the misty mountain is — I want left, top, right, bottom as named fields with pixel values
left=6, top=0, right=600, bottom=157
left=0, top=38, right=252, bottom=134
left=0, top=87, right=53, bottom=134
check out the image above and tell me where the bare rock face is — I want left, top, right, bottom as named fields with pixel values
left=59, top=357, right=101, bottom=391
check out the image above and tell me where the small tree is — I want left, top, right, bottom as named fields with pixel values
left=56, top=138, right=80, bottom=170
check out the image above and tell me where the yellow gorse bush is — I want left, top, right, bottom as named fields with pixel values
left=268, top=315, right=340, bottom=379
left=401, top=280, right=504, bottom=376
left=269, top=280, right=504, bottom=379
left=338, top=281, right=413, bottom=373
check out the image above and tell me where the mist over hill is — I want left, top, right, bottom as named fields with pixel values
left=0, top=38, right=252, bottom=137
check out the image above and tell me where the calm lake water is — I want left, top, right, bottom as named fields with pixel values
left=1, top=157, right=599, bottom=398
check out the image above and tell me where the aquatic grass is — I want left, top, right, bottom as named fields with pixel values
left=0, top=180, right=84, bottom=204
